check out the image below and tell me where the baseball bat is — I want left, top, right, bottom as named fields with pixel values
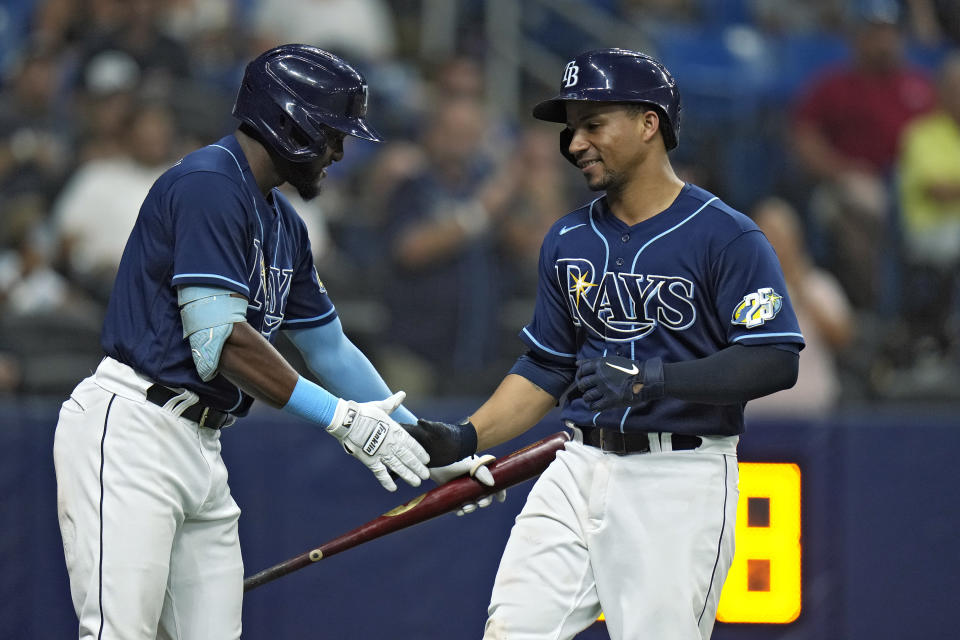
left=243, top=431, right=570, bottom=592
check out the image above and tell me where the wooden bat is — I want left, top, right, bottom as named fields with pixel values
left=243, top=431, right=570, bottom=592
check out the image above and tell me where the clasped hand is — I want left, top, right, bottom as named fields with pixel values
left=326, top=391, right=430, bottom=492
left=575, top=356, right=663, bottom=411
left=403, top=418, right=506, bottom=515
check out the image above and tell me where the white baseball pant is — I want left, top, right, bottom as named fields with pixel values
left=484, top=432, right=738, bottom=640
left=54, top=357, right=243, bottom=639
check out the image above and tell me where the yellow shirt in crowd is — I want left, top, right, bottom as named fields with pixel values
left=899, top=111, right=960, bottom=233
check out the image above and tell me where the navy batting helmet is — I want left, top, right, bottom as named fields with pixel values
left=533, top=48, right=681, bottom=151
left=232, top=44, right=382, bottom=162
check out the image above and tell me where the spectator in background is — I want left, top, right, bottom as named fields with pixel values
left=748, top=0, right=847, bottom=34
left=250, top=0, right=397, bottom=63
left=0, top=194, right=103, bottom=396
left=156, top=0, right=247, bottom=144
left=32, top=0, right=189, bottom=90
left=500, top=124, right=590, bottom=297
left=791, top=0, right=935, bottom=311
left=34, top=0, right=234, bottom=148
left=747, top=197, right=855, bottom=417
left=378, top=96, right=524, bottom=396
left=72, top=48, right=141, bottom=161
left=619, top=0, right=701, bottom=29
left=0, top=46, right=73, bottom=206
left=0, top=195, right=75, bottom=317
left=52, top=100, right=177, bottom=301
left=282, top=55, right=504, bottom=300
left=422, top=55, right=517, bottom=161
left=423, top=55, right=486, bottom=104
left=904, top=0, right=960, bottom=46
left=30, top=0, right=127, bottom=53
left=71, top=0, right=191, bottom=86
left=896, top=52, right=960, bottom=360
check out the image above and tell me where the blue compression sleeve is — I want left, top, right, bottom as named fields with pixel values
left=283, top=376, right=339, bottom=426
left=285, top=319, right=417, bottom=424
left=662, top=343, right=799, bottom=404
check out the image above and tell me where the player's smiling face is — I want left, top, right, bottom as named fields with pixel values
left=565, top=102, right=655, bottom=192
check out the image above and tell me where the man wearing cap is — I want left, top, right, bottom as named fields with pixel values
left=405, top=48, right=802, bottom=640
left=52, top=44, right=498, bottom=640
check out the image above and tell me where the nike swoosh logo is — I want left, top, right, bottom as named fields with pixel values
left=606, top=362, right=639, bottom=375
left=559, top=223, right=586, bottom=235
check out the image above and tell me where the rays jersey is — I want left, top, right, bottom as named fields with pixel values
left=522, top=184, right=804, bottom=435
left=101, top=134, right=336, bottom=416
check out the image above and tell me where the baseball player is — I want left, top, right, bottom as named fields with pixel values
left=52, top=44, right=495, bottom=640
left=406, top=49, right=804, bottom=640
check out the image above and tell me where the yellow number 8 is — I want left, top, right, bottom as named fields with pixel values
left=717, top=462, right=802, bottom=624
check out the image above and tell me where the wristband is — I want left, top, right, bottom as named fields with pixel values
left=640, top=357, right=665, bottom=401
left=457, top=419, right=479, bottom=458
left=282, top=375, right=339, bottom=427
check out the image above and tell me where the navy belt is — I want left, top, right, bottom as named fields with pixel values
left=146, top=385, right=232, bottom=429
left=580, top=428, right=701, bottom=454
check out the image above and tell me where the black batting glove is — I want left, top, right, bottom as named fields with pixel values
left=575, top=356, right=665, bottom=411
left=400, top=418, right=478, bottom=468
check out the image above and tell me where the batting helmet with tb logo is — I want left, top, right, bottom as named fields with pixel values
left=533, top=48, right=682, bottom=158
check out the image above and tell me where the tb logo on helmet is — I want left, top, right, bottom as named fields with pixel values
left=562, top=61, right=579, bottom=88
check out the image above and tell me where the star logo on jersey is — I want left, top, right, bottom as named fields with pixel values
left=248, top=238, right=293, bottom=338
left=569, top=271, right=597, bottom=306
left=732, top=287, right=783, bottom=328
left=260, top=255, right=267, bottom=292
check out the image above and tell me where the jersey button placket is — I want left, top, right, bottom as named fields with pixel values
left=621, top=234, right=629, bottom=242
left=615, top=257, right=624, bottom=266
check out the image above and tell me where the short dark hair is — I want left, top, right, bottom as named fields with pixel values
left=622, top=102, right=670, bottom=144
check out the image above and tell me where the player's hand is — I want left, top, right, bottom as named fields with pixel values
left=575, top=356, right=664, bottom=411
left=326, top=391, right=430, bottom=492
left=429, top=454, right=507, bottom=516
left=400, top=418, right=478, bottom=468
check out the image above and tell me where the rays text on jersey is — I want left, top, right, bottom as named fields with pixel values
left=247, top=238, right=294, bottom=337
left=557, top=258, right=697, bottom=342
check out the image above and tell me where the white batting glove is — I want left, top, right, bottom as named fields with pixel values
left=429, top=454, right=507, bottom=516
left=326, top=391, right=430, bottom=492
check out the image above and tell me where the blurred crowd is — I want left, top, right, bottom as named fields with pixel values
left=0, top=0, right=957, bottom=413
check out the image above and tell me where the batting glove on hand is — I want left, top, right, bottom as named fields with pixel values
left=400, top=418, right=478, bottom=468
left=327, top=391, right=430, bottom=492
left=575, top=356, right=665, bottom=411
left=429, top=454, right=507, bottom=516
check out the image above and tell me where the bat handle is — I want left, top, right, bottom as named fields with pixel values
left=243, top=549, right=322, bottom=592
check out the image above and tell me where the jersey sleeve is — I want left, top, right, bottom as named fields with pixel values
left=519, top=238, right=579, bottom=363
left=279, top=224, right=337, bottom=329
left=712, top=230, right=805, bottom=348
left=169, top=172, right=253, bottom=296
